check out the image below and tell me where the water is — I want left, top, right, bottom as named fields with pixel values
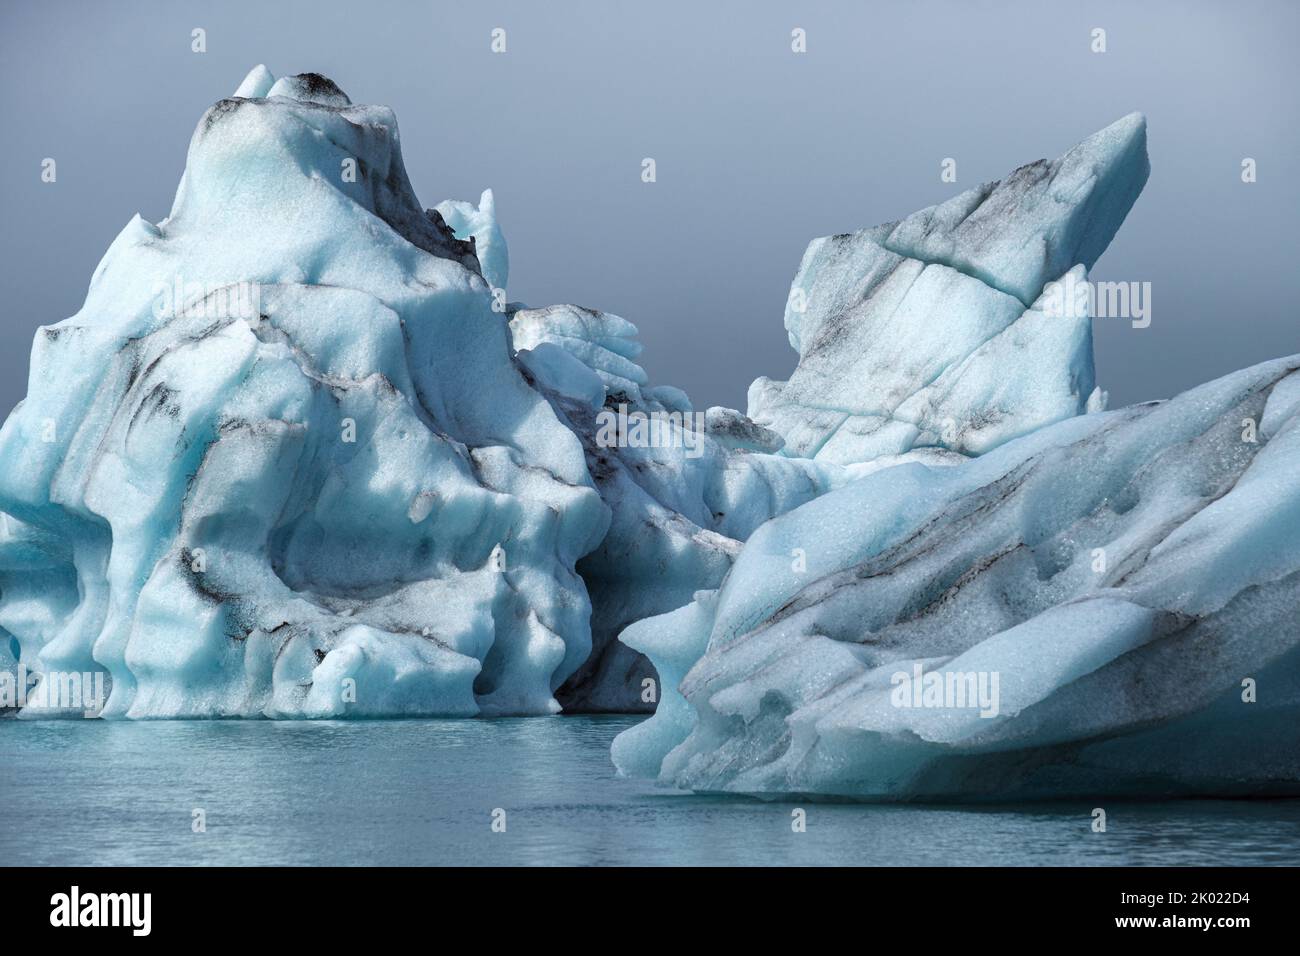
left=2, top=716, right=1297, bottom=866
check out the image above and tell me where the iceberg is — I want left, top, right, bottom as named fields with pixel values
left=615, top=357, right=1300, bottom=798
left=6, top=60, right=1292, bottom=810
left=0, top=67, right=609, bottom=718
left=0, top=72, right=1164, bottom=722
left=613, top=112, right=1300, bottom=800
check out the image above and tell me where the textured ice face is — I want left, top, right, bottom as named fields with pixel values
left=616, top=357, right=1300, bottom=799
left=505, top=302, right=845, bottom=711
left=511, top=305, right=648, bottom=403
left=881, top=112, right=1150, bottom=306
left=749, top=115, right=1147, bottom=465
left=0, top=67, right=608, bottom=718
left=434, top=190, right=509, bottom=292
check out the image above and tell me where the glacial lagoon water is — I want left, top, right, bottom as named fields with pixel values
left=2, top=716, right=1297, bottom=867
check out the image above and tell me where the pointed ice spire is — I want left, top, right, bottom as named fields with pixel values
left=881, top=112, right=1150, bottom=305
left=434, top=189, right=510, bottom=290
left=749, top=115, right=1150, bottom=465
left=233, top=64, right=275, bottom=98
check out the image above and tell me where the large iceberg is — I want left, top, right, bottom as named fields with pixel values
left=612, top=114, right=1300, bottom=799
left=5, top=61, right=1295, bottom=811
left=0, top=68, right=609, bottom=718
left=0, top=71, right=1168, bottom=725
left=614, top=356, right=1300, bottom=798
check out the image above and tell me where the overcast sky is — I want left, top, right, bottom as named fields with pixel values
left=2, top=0, right=1296, bottom=415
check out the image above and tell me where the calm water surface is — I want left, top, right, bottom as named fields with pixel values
left=2, top=717, right=1297, bottom=866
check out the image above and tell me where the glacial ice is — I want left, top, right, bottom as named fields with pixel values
left=434, top=190, right=509, bottom=293
left=506, top=301, right=844, bottom=711
left=4, top=61, right=1295, bottom=810
left=748, top=114, right=1148, bottom=465
left=1, top=67, right=847, bottom=719
left=498, top=111, right=1151, bottom=711
left=612, top=112, right=1300, bottom=800
left=615, top=357, right=1300, bottom=798
left=0, top=67, right=608, bottom=718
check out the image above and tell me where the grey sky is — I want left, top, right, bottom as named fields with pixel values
left=1, top=0, right=1296, bottom=416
